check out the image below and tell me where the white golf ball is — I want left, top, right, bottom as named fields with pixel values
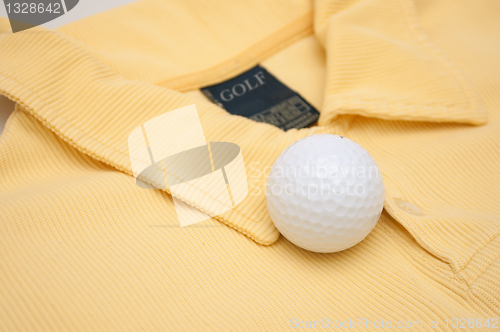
left=266, top=134, right=384, bottom=253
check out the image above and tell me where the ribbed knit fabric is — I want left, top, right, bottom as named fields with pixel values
left=0, top=0, right=499, bottom=330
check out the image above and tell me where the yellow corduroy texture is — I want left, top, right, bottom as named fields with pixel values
left=0, top=0, right=499, bottom=330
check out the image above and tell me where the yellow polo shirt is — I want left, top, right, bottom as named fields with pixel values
left=0, top=0, right=499, bottom=330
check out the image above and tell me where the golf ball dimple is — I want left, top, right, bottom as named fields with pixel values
left=266, top=134, right=385, bottom=253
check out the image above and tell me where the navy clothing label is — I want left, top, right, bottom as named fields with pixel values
left=201, top=66, right=319, bottom=131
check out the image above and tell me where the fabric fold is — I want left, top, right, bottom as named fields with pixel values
left=314, top=0, right=487, bottom=125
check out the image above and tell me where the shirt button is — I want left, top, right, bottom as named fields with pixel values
left=395, top=199, right=424, bottom=216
